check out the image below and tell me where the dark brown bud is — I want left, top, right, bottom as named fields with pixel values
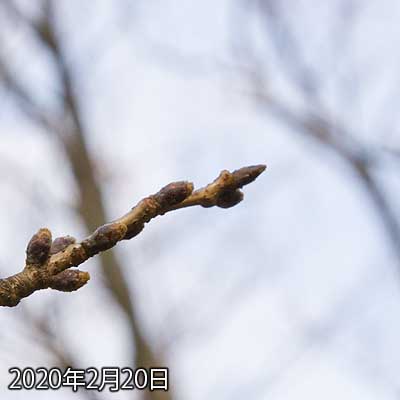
left=26, top=228, right=52, bottom=265
left=232, top=164, right=266, bottom=187
left=48, top=269, right=90, bottom=292
left=50, top=235, right=76, bottom=255
left=81, top=222, right=127, bottom=256
left=154, top=181, right=194, bottom=208
left=216, top=189, right=244, bottom=208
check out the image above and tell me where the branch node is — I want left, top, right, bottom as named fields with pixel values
left=0, top=164, right=266, bottom=307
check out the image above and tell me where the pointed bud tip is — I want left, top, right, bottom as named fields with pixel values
left=244, top=164, right=267, bottom=175
left=232, top=164, right=267, bottom=187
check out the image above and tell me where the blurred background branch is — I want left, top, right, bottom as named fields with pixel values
left=0, top=1, right=172, bottom=399
left=1, top=0, right=400, bottom=399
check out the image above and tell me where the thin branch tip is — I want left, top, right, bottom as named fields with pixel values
left=232, top=164, right=267, bottom=187
left=0, top=164, right=266, bottom=307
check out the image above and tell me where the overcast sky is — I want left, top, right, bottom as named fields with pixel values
left=1, top=1, right=400, bottom=399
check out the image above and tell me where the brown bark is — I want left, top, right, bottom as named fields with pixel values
left=0, top=164, right=265, bottom=307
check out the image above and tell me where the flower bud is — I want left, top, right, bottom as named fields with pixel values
left=154, top=181, right=194, bottom=208
left=216, top=189, right=244, bottom=208
left=48, top=269, right=90, bottom=292
left=50, top=235, right=76, bottom=255
left=82, top=222, right=127, bottom=256
left=26, top=228, right=52, bottom=266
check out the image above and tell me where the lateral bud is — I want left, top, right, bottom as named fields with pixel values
left=154, top=181, right=194, bottom=208
left=81, top=222, right=127, bottom=256
left=50, top=235, right=76, bottom=255
left=48, top=269, right=90, bottom=292
left=26, top=228, right=52, bottom=266
left=216, top=189, right=244, bottom=208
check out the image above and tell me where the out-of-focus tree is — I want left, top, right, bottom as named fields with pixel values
left=2, top=0, right=400, bottom=399
left=220, top=0, right=400, bottom=394
left=226, top=0, right=400, bottom=264
left=0, top=1, right=172, bottom=399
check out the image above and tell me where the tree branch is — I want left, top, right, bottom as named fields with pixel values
left=0, top=165, right=265, bottom=307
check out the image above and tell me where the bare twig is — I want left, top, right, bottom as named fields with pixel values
left=0, top=4, right=183, bottom=397
left=0, top=165, right=265, bottom=307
